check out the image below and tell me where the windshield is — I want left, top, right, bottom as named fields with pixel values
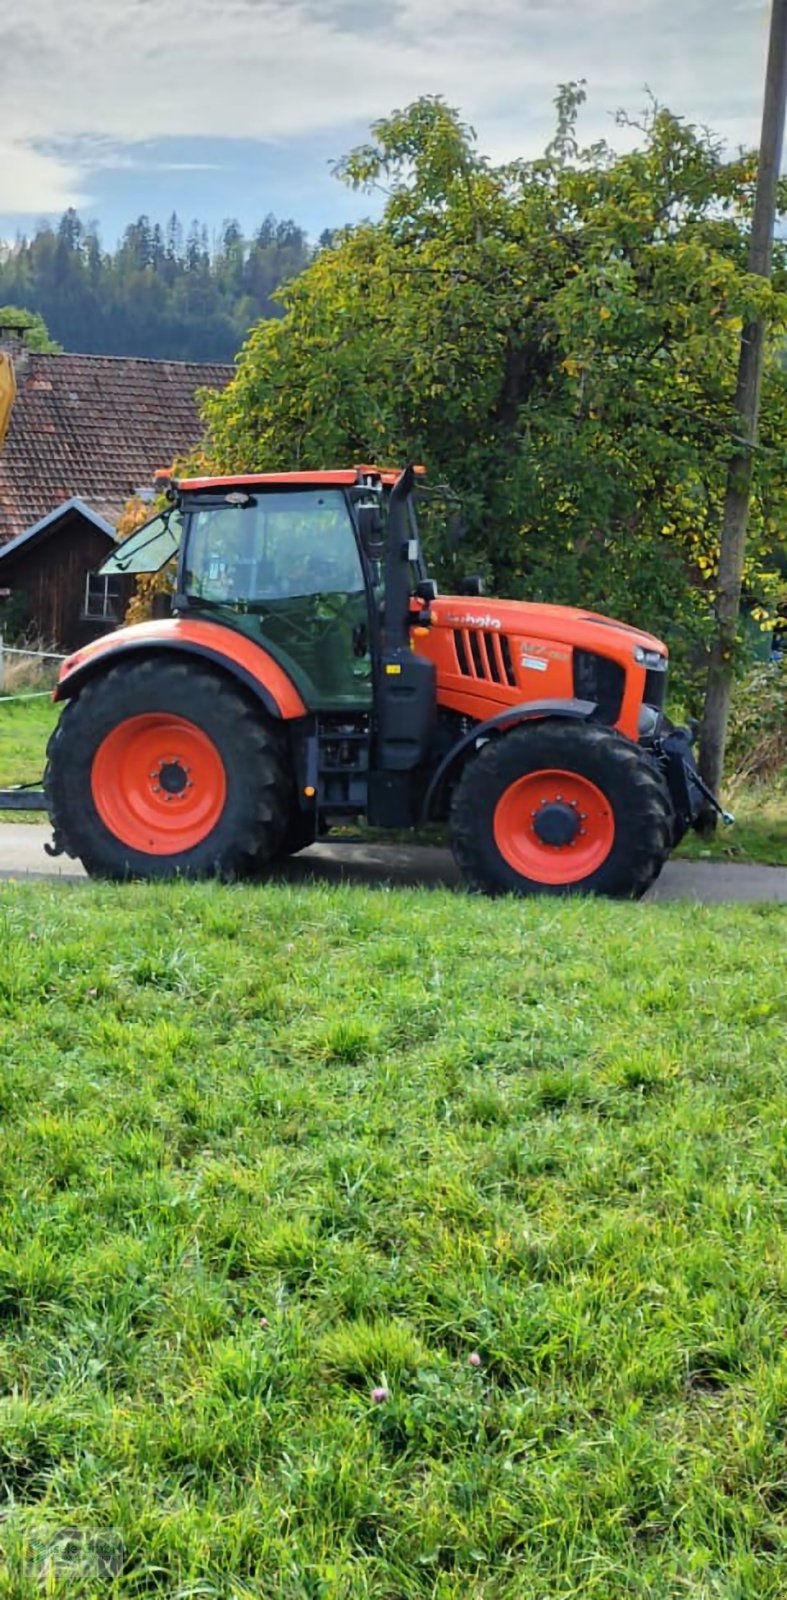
left=182, top=489, right=364, bottom=605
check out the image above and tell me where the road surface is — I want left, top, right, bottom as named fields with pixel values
left=0, top=824, right=786, bottom=902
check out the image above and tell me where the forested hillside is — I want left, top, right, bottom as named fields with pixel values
left=0, top=210, right=318, bottom=362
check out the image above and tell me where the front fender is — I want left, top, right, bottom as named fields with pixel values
left=422, top=699, right=597, bottom=821
left=54, top=617, right=306, bottom=721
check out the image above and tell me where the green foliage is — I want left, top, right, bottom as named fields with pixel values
left=725, top=656, right=787, bottom=781
left=203, top=91, right=787, bottom=705
left=0, top=211, right=311, bottom=362
left=0, top=305, right=60, bottom=352
left=0, top=877, right=785, bottom=1594
left=0, top=587, right=31, bottom=641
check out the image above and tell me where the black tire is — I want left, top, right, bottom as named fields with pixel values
left=45, top=659, right=292, bottom=880
left=247, top=808, right=317, bottom=877
left=450, top=719, right=673, bottom=899
left=275, top=811, right=317, bottom=858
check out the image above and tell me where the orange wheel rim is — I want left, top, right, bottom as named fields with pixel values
left=493, top=768, right=615, bottom=885
left=91, top=714, right=227, bottom=855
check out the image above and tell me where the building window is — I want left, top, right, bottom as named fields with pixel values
left=83, top=572, right=122, bottom=620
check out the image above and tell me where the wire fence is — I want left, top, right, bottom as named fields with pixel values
left=0, top=636, right=67, bottom=699
left=0, top=645, right=67, bottom=657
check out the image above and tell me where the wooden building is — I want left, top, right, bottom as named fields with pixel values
left=0, top=325, right=232, bottom=649
left=0, top=498, right=135, bottom=653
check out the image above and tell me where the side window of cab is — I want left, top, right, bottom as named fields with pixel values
left=98, top=509, right=182, bottom=576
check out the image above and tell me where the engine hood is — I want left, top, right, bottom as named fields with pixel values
left=430, top=596, right=668, bottom=658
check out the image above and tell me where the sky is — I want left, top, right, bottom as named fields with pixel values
left=0, top=0, right=776, bottom=248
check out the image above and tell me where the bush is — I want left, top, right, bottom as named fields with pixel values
left=726, top=656, right=787, bottom=782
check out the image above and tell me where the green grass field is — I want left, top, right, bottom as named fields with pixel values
left=0, top=699, right=58, bottom=825
left=675, top=785, right=787, bottom=868
left=0, top=697, right=58, bottom=786
left=0, top=878, right=785, bottom=1596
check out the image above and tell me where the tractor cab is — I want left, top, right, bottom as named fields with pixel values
left=99, top=466, right=423, bottom=714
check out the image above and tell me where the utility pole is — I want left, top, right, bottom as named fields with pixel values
left=698, top=0, right=787, bottom=818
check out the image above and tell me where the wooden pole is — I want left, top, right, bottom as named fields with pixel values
left=698, top=0, right=787, bottom=818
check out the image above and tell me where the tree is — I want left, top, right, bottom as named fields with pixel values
left=0, top=305, right=61, bottom=352
left=698, top=0, right=787, bottom=813
left=201, top=92, right=787, bottom=707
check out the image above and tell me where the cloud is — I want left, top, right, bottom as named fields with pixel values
left=39, top=141, right=225, bottom=175
left=0, top=0, right=772, bottom=214
left=0, top=141, right=88, bottom=214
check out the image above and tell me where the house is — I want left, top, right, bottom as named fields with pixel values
left=0, top=498, right=136, bottom=651
left=0, top=324, right=232, bottom=651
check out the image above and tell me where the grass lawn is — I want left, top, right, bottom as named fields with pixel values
left=0, top=878, right=785, bottom=1596
left=0, top=698, right=58, bottom=820
left=676, top=782, right=787, bottom=868
left=0, top=697, right=58, bottom=784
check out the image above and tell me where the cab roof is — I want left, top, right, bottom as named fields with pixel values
left=171, top=465, right=425, bottom=492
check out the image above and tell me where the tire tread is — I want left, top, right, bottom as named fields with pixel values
left=450, top=718, right=673, bottom=900
left=45, top=658, right=292, bottom=880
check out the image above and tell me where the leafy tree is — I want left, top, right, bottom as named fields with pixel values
left=201, top=91, right=787, bottom=706
left=0, top=305, right=61, bottom=352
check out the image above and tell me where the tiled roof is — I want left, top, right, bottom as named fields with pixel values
left=0, top=352, right=233, bottom=544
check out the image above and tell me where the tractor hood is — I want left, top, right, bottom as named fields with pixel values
left=418, top=595, right=669, bottom=742
left=429, top=596, right=668, bottom=660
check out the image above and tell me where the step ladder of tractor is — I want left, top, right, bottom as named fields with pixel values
left=315, top=722, right=370, bottom=815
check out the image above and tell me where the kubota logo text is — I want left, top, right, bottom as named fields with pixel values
left=446, top=613, right=502, bottom=629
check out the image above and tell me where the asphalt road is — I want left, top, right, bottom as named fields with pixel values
left=1, top=824, right=786, bottom=902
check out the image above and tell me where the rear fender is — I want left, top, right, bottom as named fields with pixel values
left=54, top=617, right=306, bottom=721
left=423, top=699, right=597, bottom=821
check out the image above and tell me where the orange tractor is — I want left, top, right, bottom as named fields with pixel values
left=28, top=465, right=725, bottom=894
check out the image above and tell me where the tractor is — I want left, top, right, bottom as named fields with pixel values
left=39, top=464, right=723, bottom=896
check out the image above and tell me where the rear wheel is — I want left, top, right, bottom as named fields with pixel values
left=450, top=719, right=673, bottom=899
left=45, top=659, right=291, bottom=879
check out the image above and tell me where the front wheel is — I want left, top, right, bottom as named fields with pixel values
left=450, top=719, right=673, bottom=899
left=45, top=659, right=292, bottom=880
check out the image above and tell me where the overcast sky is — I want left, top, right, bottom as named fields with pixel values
left=0, top=0, right=775, bottom=245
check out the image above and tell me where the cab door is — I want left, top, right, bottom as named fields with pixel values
left=181, top=489, right=373, bottom=709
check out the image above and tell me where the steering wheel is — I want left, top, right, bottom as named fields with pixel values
left=255, top=592, right=367, bottom=648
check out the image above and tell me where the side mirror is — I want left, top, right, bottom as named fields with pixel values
left=357, top=502, right=384, bottom=554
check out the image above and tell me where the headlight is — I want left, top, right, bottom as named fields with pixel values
left=633, top=646, right=667, bottom=669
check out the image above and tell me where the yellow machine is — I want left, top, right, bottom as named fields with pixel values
left=0, top=352, right=17, bottom=448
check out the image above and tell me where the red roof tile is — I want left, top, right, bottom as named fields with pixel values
left=0, top=352, right=233, bottom=543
